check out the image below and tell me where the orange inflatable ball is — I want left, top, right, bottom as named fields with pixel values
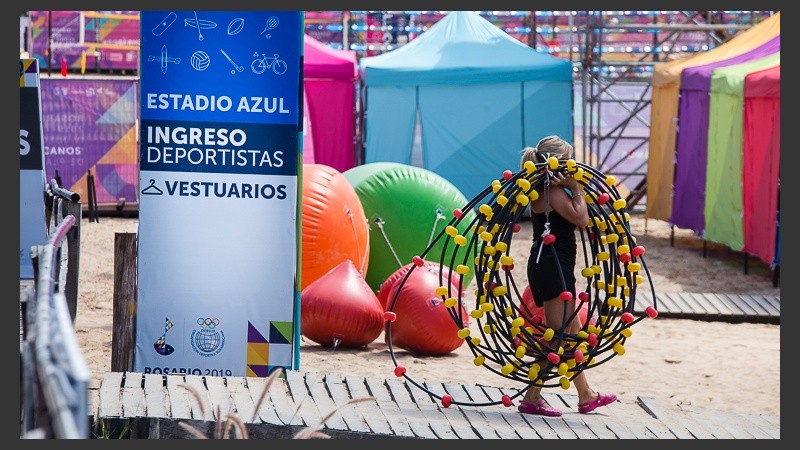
left=520, top=285, right=591, bottom=329
left=387, top=265, right=469, bottom=356
left=301, top=259, right=384, bottom=348
left=378, top=260, right=461, bottom=310
left=301, top=164, right=370, bottom=291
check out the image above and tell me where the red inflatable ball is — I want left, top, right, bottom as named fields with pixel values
left=520, top=285, right=591, bottom=329
left=301, top=259, right=384, bottom=348
left=377, top=260, right=461, bottom=310
left=387, top=265, right=469, bottom=356
left=301, top=163, right=370, bottom=291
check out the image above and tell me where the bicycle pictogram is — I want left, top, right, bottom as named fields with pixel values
left=251, top=52, right=287, bottom=75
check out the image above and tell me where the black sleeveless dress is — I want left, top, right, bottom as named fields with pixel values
left=526, top=198, right=578, bottom=307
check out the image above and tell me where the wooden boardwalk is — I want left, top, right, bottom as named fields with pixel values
left=632, top=292, right=779, bottom=324
left=89, top=370, right=780, bottom=439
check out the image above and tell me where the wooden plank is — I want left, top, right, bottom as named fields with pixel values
left=399, top=379, right=465, bottom=439
left=636, top=397, right=700, bottom=439
left=184, top=375, right=214, bottom=421
left=733, top=412, right=779, bottom=439
left=267, top=374, right=304, bottom=426
left=244, top=376, right=283, bottom=425
left=556, top=392, right=621, bottom=439
left=382, top=378, right=448, bottom=438
left=359, top=376, right=418, bottom=438
left=443, top=383, right=518, bottom=439
left=165, top=374, right=192, bottom=420
left=87, top=387, right=100, bottom=420
left=728, top=412, right=773, bottom=439
left=492, top=386, right=560, bottom=439
left=466, top=385, right=541, bottom=439
left=652, top=293, right=678, bottom=314
left=143, top=374, right=168, bottom=418
left=111, top=233, right=137, bottom=372
left=547, top=393, right=599, bottom=439
left=303, top=371, right=347, bottom=430
left=98, top=371, right=123, bottom=418
left=284, top=370, right=323, bottom=427
left=664, top=292, right=701, bottom=316
left=684, top=292, right=725, bottom=316
left=700, top=293, right=738, bottom=316
left=716, top=293, right=754, bottom=316
left=585, top=393, right=657, bottom=439
left=426, top=382, right=500, bottom=439
left=631, top=291, right=654, bottom=314
left=364, top=377, right=428, bottom=438
left=540, top=392, right=594, bottom=439
left=730, top=294, right=771, bottom=317
left=322, top=372, right=372, bottom=433
left=750, top=294, right=780, bottom=316
left=121, top=372, right=145, bottom=418
left=204, top=376, right=233, bottom=420
left=758, top=295, right=781, bottom=316
left=224, top=377, right=255, bottom=423
left=675, top=404, right=738, bottom=439
left=673, top=293, right=712, bottom=316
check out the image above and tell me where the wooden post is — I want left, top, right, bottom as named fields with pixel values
left=111, top=233, right=137, bottom=372
left=63, top=200, right=81, bottom=323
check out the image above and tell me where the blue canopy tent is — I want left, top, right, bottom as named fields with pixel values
left=358, top=11, right=574, bottom=201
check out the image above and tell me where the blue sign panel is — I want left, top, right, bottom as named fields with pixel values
left=135, top=11, right=303, bottom=378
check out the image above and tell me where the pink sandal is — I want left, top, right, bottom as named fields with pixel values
left=518, top=398, right=562, bottom=417
left=577, top=392, right=617, bottom=414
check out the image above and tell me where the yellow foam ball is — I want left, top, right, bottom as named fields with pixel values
left=516, top=178, right=531, bottom=191
left=445, top=225, right=458, bottom=237
left=495, top=241, right=508, bottom=253
left=454, top=235, right=467, bottom=246
left=543, top=328, right=555, bottom=341
left=474, top=355, right=486, bottom=366
left=528, top=189, right=539, bottom=201
left=457, top=328, right=470, bottom=339
left=516, top=193, right=530, bottom=206
left=497, top=195, right=508, bottom=206
left=560, top=377, right=571, bottom=390
left=456, top=264, right=470, bottom=275
left=444, top=298, right=458, bottom=308
left=435, top=286, right=448, bottom=296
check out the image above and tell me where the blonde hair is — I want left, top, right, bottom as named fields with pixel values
left=519, top=135, right=574, bottom=169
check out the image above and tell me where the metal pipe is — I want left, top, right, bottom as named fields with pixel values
left=49, top=179, right=80, bottom=203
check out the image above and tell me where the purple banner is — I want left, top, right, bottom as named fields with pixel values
left=41, top=77, right=139, bottom=205
left=30, top=11, right=140, bottom=72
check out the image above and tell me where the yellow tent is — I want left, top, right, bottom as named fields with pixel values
left=645, top=12, right=780, bottom=221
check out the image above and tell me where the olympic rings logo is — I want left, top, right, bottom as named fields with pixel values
left=196, top=317, right=220, bottom=329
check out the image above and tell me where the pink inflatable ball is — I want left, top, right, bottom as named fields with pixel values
left=386, top=264, right=469, bottom=356
left=377, top=259, right=461, bottom=310
left=300, top=260, right=384, bottom=348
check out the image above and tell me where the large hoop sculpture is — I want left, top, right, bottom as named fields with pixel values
left=384, top=156, right=659, bottom=408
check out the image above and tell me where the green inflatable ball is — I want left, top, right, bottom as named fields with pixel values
left=343, top=162, right=477, bottom=293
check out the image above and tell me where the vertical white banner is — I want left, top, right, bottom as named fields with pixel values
left=134, top=11, right=303, bottom=377
left=20, top=58, right=48, bottom=279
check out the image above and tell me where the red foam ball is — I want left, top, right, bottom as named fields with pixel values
left=412, top=255, right=424, bottom=267
left=587, top=333, right=598, bottom=347
left=620, top=312, right=634, bottom=324
left=547, top=352, right=561, bottom=364
left=514, top=223, right=521, bottom=233
left=574, top=349, right=585, bottom=363
left=578, top=291, right=589, bottom=302
left=645, top=306, right=659, bottom=318
left=394, top=365, right=407, bottom=377
left=301, top=260, right=384, bottom=348
left=453, top=208, right=463, bottom=219
left=632, top=245, right=646, bottom=257
left=543, top=234, right=556, bottom=245
left=597, top=193, right=610, bottom=205
left=501, top=395, right=513, bottom=407
left=384, top=311, right=397, bottom=322
left=441, top=395, right=452, bottom=408
left=503, top=170, right=513, bottom=180
left=559, top=291, right=573, bottom=302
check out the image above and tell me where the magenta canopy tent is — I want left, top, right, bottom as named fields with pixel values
left=303, top=34, right=358, bottom=173
left=742, top=65, right=780, bottom=267
left=670, top=35, right=780, bottom=236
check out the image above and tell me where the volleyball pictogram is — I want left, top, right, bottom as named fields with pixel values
left=190, top=51, right=211, bottom=71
